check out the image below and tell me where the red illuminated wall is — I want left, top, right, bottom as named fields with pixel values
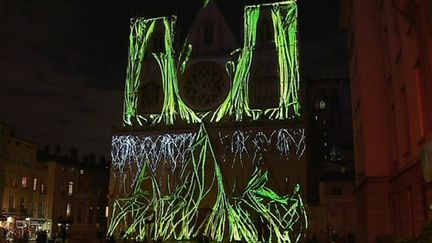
left=341, top=0, right=432, bottom=242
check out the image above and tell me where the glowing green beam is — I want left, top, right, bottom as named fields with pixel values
left=123, top=18, right=156, bottom=126
left=265, top=1, right=300, bottom=120
left=211, top=5, right=262, bottom=122
left=123, top=1, right=301, bottom=125
left=152, top=17, right=200, bottom=125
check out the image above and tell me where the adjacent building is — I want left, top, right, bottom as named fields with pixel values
left=306, top=78, right=354, bottom=203
left=305, top=78, right=356, bottom=241
left=0, top=123, right=109, bottom=241
left=108, top=1, right=308, bottom=241
left=0, top=122, right=44, bottom=239
left=341, top=0, right=432, bottom=241
left=38, top=150, right=110, bottom=241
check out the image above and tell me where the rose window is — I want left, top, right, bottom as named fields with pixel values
left=181, top=61, right=229, bottom=111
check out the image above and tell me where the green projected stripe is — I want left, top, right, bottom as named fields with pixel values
left=108, top=124, right=308, bottom=242
left=265, top=1, right=300, bottom=119
left=123, top=18, right=156, bottom=125
left=122, top=1, right=301, bottom=125
left=113, top=1, right=306, bottom=242
left=211, top=5, right=261, bottom=122
left=152, top=17, right=200, bottom=125
left=123, top=17, right=199, bottom=126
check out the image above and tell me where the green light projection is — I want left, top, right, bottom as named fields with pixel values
left=108, top=124, right=307, bottom=242
left=123, top=18, right=156, bottom=126
left=112, top=1, right=306, bottom=242
left=151, top=17, right=201, bottom=125
left=210, top=5, right=261, bottom=122
left=122, top=1, right=300, bottom=125
left=123, top=16, right=199, bottom=126
left=264, top=2, right=300, bottom=119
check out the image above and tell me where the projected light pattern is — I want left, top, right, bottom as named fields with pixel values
left=211, top=5, right=261, bottom=122
left=111, top=133, right=195, bottom=187
left=123, top=18, right=156, bottom=125
left=265, top=1, right=300, bottom=120
left=218, top=128, right=306, bottom=166
left=123, top=16, right=199, bottom=126
left=108, top=125, right=307, bottom=242
left=122, top=1, right=300, bottom=125
left=111, top=1, right=307, bottom=242
left=276, top=128, right=306, bottom=158
left=152, top=17, right=201, bottom=125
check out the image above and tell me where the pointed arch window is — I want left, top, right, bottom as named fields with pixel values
left=204, top=21, right=214, bottom=45
left=153, top=33, right=164, bottom=53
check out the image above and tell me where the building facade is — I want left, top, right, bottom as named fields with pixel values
left=0, top=123, right=47, bottom=240
left=0, top=122, right=15, bottom=218
left=38, top=150, right=110, bottom=241
left=306, top=78, right=354, bottom=203
left=108, top=1, right=308, bottom=242
left=0, top=123, right=109, bottom=241
left=305, top=78, right=356, bottom=241
left=341, top=0, right=432, bottom=241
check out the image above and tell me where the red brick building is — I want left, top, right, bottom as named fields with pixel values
left=341, top=0, right=432, bottom=241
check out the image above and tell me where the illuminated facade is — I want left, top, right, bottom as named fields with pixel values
left=341, top=0, right=432, bottom=241
left=0, top=125, right=109, bottom=241
left=37, top=150, right=110, bottom=242
left=109, top=1, right=308, bottom=242
left=0, top=123, right=49, bottom=240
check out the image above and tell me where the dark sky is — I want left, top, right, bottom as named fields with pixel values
left=0, top=0, right=347, bottom=158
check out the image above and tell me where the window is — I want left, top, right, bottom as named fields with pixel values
left=11, top=178, right=17, bottom=187
left=183, top=62, right=229, bottom=110
left=153, top=34, right=164, bottom=53
left=19, top=197, right=26, bottom=213
left=66, top=203, right=71, bottom=217
left=77, top=202, right=85, bottom=223
left=332, top=187, right=342, bottom=195
left=389, top=104, right=399, bottom=164
left=21, top=177, right=27, bottom=188
left=415, top=67, right=432, bottom=135
left=400, top=87, right=411, bottom=154
left=33, top=178, right=37, bottom=191
left=68, top=181, right=73, bottom=196
left=80, top=169, right=84, bottom=175
left=204, top=22, right=214, bottom=45
left=259, top=19, right=273, bottom=43
left=88, top=206, right=94, bottom=223
left=140, top=83, right=161, bottom=112
left=105, top=206, right=109, bottom=218
left=8, top=196, right=15, bottom=210
left=40, top=183, right=46, bottom=194
left=38, top=201, right=46, bottom=218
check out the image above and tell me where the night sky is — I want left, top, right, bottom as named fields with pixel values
left=0, top=0, right=347, bottom=158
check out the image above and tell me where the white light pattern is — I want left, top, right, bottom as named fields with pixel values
left=111, top=133, right=196, bottom=187
left=112, top=128, right=306, bottom=185
left=219, top=128, right=306, bottom=166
